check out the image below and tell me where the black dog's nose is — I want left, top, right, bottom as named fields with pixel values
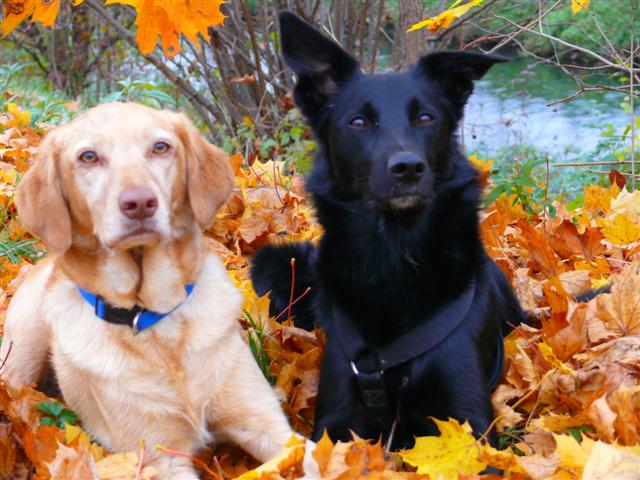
left=388, top=153, right=427, bottom=182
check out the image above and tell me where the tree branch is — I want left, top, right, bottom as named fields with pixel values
left=83, top=0, right=218, bottom=137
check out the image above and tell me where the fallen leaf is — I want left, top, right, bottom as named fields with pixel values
left=398, top=418, right=485, bottom=478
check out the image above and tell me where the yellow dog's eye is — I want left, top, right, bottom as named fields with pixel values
left=79, top=151, right=98, bottom=164
left=153, top=141, right=170, bottom=154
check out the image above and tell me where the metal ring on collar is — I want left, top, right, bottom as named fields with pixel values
left=132, top=310, right=143, bottom=335
left=350, top=361, right=384, bottom=376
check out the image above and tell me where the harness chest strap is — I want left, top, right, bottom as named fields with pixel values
left=77, top=284, right=195, bottom=333
left=333, top=280, right=477, bottom=373
left=331, top=279, right=505, bottom=426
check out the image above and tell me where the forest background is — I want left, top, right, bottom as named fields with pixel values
left=0, top=0, right=639, bottom=478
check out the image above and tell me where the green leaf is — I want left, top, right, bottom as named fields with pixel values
left=58, top=409, right=78, bottom=426
left=39, top=417, right=56, bottom=427
left=36, top=400, right=63, bottom=418
left=145, top=89, right=177, bottom=107
left=484, top=184, right=506, bottom=206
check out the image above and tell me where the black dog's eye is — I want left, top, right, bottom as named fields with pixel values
left=152, top=141, right=171, bottom=154
left=79, top=151, right=98, bottom=164
left=350, top=117, right=367, bottom=129
left=417, top=113, right=433, bottom=126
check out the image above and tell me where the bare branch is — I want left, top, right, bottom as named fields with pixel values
left=83, top=0, right=219, bottom=136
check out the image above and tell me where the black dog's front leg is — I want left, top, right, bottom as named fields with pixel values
left=391, top=342, right=497, bottom=451
left=426, top=347, right=497, bottom=446
left=311, top=338, right=363, bottom=442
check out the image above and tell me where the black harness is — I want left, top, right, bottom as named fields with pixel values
left=332, top=279, right=505, bottom=438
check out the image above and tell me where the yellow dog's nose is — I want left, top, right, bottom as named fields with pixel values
left=118, top=186, right=158, bottom=219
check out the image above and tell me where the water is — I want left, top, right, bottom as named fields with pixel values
left=463, top=58, right=630, bottom=160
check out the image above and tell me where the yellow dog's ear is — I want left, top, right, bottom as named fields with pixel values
left=15, top=130, right=72, bottom=253
left=175, top=114, right=233, bottom=229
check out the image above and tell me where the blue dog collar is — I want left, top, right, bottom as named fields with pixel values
left=77, top=284, right=195, bottom=334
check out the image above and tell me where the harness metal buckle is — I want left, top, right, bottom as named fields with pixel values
left=350, top=360, right=384, bottom=377
left=132, top=310, right=144, bottom=335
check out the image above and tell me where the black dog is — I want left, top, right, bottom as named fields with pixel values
left=251, top=12, right=526, bottom=449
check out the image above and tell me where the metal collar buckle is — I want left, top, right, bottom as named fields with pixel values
left=132, top=310, right=144, bottom=335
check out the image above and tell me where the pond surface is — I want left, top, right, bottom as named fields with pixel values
left=463, top=58, right=629, bottom=160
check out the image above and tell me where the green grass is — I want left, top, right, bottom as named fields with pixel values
left=244, top=310, right=276, bottom=385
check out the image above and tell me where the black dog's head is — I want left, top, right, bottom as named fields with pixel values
left=279, top=12, right=506, bottom=212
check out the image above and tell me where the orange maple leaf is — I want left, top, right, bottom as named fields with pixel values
left=0, top=0, right=60, bottom=37
left=104, top=0, right=225, bottom=57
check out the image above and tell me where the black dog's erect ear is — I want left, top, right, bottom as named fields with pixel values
left=415, top=51, right=508, bottom=119
left=279, top=11, right=360, bottom=120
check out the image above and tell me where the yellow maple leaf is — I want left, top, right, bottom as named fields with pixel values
left=235, top=434, right=307, bottom=480
left=398, top=418, right=486, bottom=478
left=479, top=443, right=524, bottom=473
left=468, top=154, right=494, bottom=173
left=64, top=423, right=105, bottom=461
left=583, top=441, right=640, bottom=479
left=495, top=194, right=528, bottom=220
left=552, top=433, right=594, bottom=479
left=583, top=184, right=618, bottom=215
left=5, top=103, right=31, bottom=129
left=599, top=213, right=640, bottom=245
left=608, top=189, right=640, bottom=224
left=407, top=0, right=485, bottom=33
left=571, top=0, right=590, bottom=15
left=591, top=277, right=610, bottom=289
left=537, top=342, right=575, bottom=376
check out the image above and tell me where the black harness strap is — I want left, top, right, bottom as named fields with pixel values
left=332, top=279, right=482, bottom=430
left=333, top=280, right=477, bottom=372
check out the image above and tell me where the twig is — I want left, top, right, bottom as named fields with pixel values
left=274, top=287, right=312, bottom=322
left=480, top=371, right=551, bottom=442
left=155, top=445, right=223, bottom=480
left=425, top=0, right=500, bottom=44
left=492, top=14, right=631, bottom=73
left=630, top=0, right=637, bottom=190
left=0, top=341, right=13, bottom=373
left=287, top=258, right=296, bottom=325
left=272, top=160, right=284, bottom=207
left=83, top=0, right=218, bottom=136
left=134, top=439, right=145, bottom=480
left=553, top=161, right=640, bottom=167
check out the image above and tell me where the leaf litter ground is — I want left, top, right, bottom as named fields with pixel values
left=0, top=106, right=639, bottom=479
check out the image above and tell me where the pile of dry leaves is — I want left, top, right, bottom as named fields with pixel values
left=0, top=103, right=639, bottom=479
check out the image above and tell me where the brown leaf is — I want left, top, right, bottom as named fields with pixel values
left=595, top=265, right=640, bottom=336
left=230, top=74, right=256, bottom=84
left=516, top=221, right=563, bottom=278
left=586, top=396, right=617, bottom=442
left=95, top=452, right=157, bottom=480
left=609, top=168, right=626, bottom=189
left=46, top=442, right=94, bottom=480
left=0, top=424, right=18, bottom=478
